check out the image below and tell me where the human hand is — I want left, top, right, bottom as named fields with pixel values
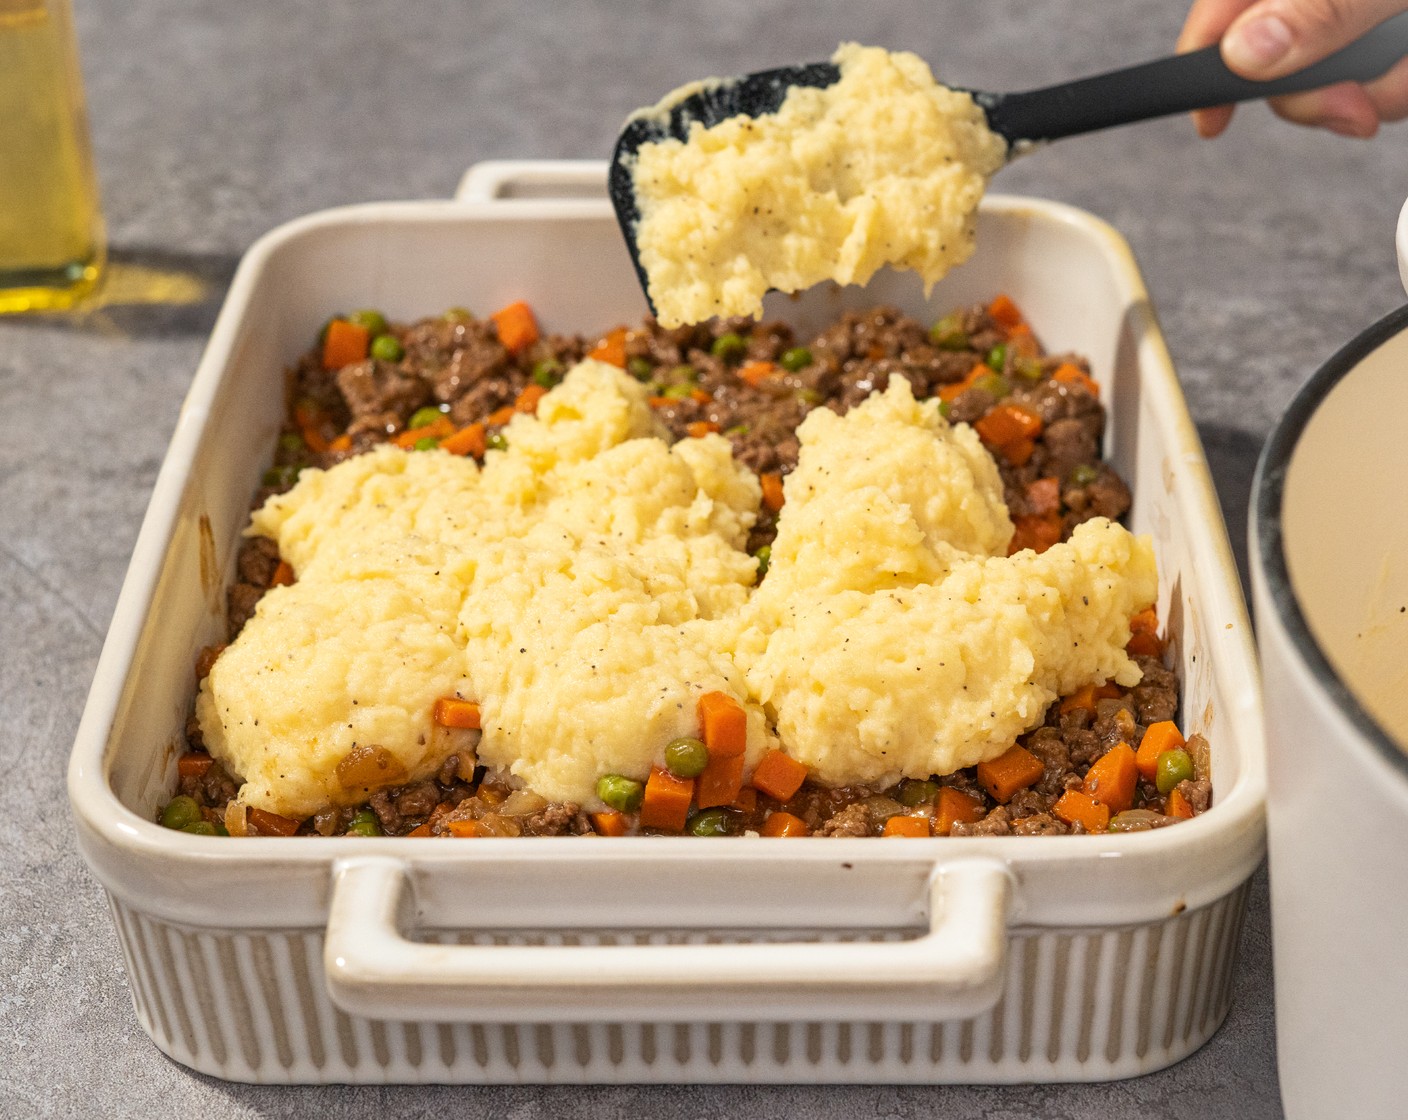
left=1179, top=0, right=1408, bottom=136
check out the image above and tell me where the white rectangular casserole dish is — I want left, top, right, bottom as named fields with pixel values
left=67, top=159, right=1265, bottom=1085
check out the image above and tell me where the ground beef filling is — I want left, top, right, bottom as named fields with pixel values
left=171, top=300, right=1206, bottom=839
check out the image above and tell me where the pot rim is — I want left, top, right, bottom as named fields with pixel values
left=1253, top=299, right=1408, bottom=782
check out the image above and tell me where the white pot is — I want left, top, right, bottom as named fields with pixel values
left=1251, top=199, right=1408, bottom=1120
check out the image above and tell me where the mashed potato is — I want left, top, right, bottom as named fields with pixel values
left=199, top=363, right=1156, bottom=818
left=630, top=43, right=1007, bottom=327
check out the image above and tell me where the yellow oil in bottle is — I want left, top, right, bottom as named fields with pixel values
left=0, top=0, right=104, bottom=313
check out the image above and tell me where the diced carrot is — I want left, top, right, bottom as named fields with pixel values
left=1166, top=787, right=1195, bottom=820
left=1052, top=362, right=1100, bottom=398
left=697, top=753, right=745, bottom=809
left=975, top=402, right=1044, bottom=448
left=1025, top=477, right=1061, bottom=517
left=697, top=691, right=747, bottom=758
left=690, top=387, right=713, bottom=404
left=732, top=786, right=758, bottom=813
left=591, top=810, right=629, bottom=836
left=486, top=405, right=516, bottom=427
left=761, top=811, right=809, bottom=837
left=294, top=402, right=332, bottom=454
left=882, top=815, right=932, bottom=838
left=514, top=383, right=548, bottom=414
left=248, top=807, right=301, bottom=837
left=328, top=434, right=353, bottom=453
left=1008, top=513, right=1062, bottom=556
left=407, top=823, right=433, bottom=837
left=639, top=766, right=694, bottom=832
left=428, top=801, right=455, bottom=829
left=177, top=752, right=214, bottom=780
left=750, top=750, right=809, bottom=802
left=446, top=818, right=489, bottom=838
left=322, top=318, right=370, bottom=369
left=1053, top=789, right=1111, bottom=833
left=987, top=293, right=1025, bottom=332
left=1007, top=326, right=1039, bottom=356
left=392, top=416, right=455, bottom=449
left=1003, top=437, right=1036, bottom=467
left=1127, top=606, right=1164, bottom=657
left=738, top=360, right=776, bottom=387
left=648, top=396, right=673, bottom=408
left=270, top=560, right=295, bottom=587
left=588, top=326, right=628, bottom=368
left=1059, top=682, right=1122, bottom=715
left=938, top=362, right=991, bottom=403
left=433, top=697, right=482, bottom=730
left=1136, top=721, right=1186, bottom=783
left=760, top=472, right=785, bottom=513
left=439, top=422, right=486, bottom=458
left=489, top=300, right=539, bottom=355
left=977, top=745, right=1046, bottom=803
left=687, top=421, right=720, bottom=438
left=1084, top=742, right=1138, bottom=813
left=934, top=786, right=986, bottom=836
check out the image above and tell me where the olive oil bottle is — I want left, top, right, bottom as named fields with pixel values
left=0, top=0, right=103, bottom=313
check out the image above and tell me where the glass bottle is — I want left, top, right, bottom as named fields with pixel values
left=0, top=0, right=104, bottom=313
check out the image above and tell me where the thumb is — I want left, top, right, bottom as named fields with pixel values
left=1223, top=0, right=1407, bottom=79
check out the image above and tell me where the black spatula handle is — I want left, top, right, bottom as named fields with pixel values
left=979, top=12, right=1408, bottom=145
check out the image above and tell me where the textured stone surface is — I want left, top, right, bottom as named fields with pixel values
left=7, top=0, right=1403, bottom=1113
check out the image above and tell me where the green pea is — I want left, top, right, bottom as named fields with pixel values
left=688, top=807, right=737, bottom=837
left=370, top=334, right=405, bottom=362
left=662, top=382, right=695, bottom=400
left=597, top=774, right=645, bottom=813
left=780, top=346, right=812, bottom=372
left=1155, top=749, right=1195, bottom=795
left=928, top=313, right=968, bottom=350
left=409, top=406, right=444, bottom=430
left=277, top=431, right=305, bottom=455
left=723, top=424, right=750, bottom=438
left=626, top=356, right=654, bottom=381
left=664, top=737, right=710, bottom=779
left=182, top=821, right=219, bottom=836
left=938, top=399, right=952, bottom=420
left=796, top=388, right=823, bottom=405
left=413, top=437, right=440, bottom=451
left=754, top=544, right=771, bottom=577
left=262, top=464, right=300, bottom=489
left=1013, top=356, right=1044, bottom=382
left=1069, top=463, right=1099, bottom=487
left=443, top=306, right=474, bottom=324
left=532, top=359, right=563, bottom=388
left=710, top=333, right=747, bottom=363
left=161, top=795, right=204, bottom=831
left=348, top=309, right=388, bottom=337
left=671, top=364, right=697, bottom=382
left=896, top=778, right=940, bottom=807
left=986, top=343, right=1008, bottom=371
left=486, top=433, right=509, bottom=452
left=972, top=372, right=1010, bottom=400
left=347, top=809, right=382, bottom=837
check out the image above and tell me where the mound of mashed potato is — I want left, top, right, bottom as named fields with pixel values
left=630, top=43, right=1007, bottom=327
left=198, top=362, right=1156, bottom=819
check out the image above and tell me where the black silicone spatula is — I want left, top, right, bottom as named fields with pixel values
left=609, top=14, right=1408, bottom=312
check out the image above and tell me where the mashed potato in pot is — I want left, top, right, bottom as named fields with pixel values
left=198, top=362, right=1155, bottom=819
left=630, top=43, right=1007, bottom=327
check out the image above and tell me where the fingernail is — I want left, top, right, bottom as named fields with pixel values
left=1324, top=117, right=1374, bottom=138
left=1225, top=14, right=1293, bottom=71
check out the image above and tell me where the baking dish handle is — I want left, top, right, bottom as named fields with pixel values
left=455, top=160, right=609, bottom=205
left=324, top=855, right=1013, bottom=1023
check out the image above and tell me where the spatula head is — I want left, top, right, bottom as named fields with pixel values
left=608, top=62, right=841, bottom=315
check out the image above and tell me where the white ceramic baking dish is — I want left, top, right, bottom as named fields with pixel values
left=68, top=160, right=1265, bottom=1085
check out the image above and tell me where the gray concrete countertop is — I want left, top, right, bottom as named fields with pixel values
left=5, top=0, right=1402, bottom=1114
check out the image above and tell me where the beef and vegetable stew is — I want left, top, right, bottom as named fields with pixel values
left=163, top=295, right=1210, bottom=839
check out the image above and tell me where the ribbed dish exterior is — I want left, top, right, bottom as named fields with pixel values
left=107, top=882, right=1248, bottom=1084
